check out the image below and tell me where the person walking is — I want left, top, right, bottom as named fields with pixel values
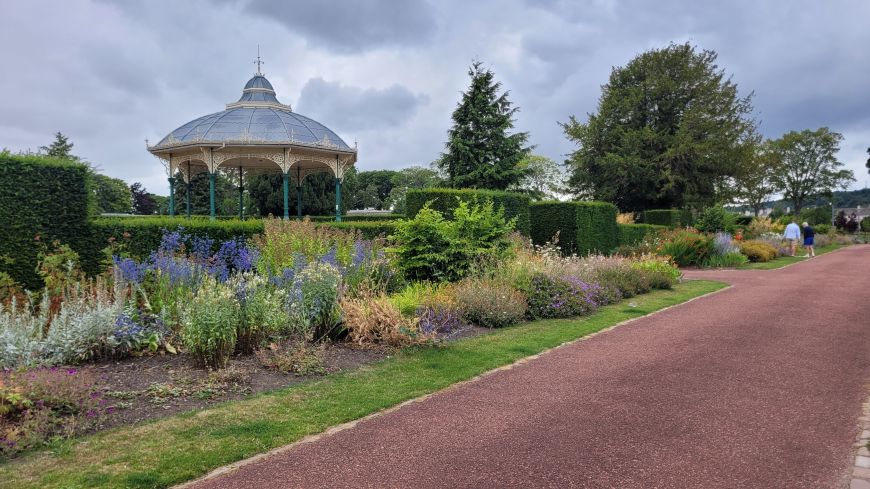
left=802, top=221, right=815, bottom=257
left=783, top=220, right=801, bottom=257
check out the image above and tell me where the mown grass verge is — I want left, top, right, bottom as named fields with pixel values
left=739, top=244, right=844, bottom=270
left=0, top=280, right=726, bottom=489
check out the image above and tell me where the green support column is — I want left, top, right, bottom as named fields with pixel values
left=282, top=172, right=290, bottom=220
left=208, top=172, right=216, bottom=221
left=334, top=177, right=342, bottom=222
left=238, top=167, right=244, bottom=220
left=168, top=177, right=176, bottom=217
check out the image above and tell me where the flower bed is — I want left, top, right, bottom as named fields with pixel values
left=0, top=204, right=680, bottom=458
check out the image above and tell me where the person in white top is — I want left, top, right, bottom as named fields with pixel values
left=783, top=220, right=801, bottom=257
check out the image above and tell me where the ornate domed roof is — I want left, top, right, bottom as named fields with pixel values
left=154, top=74, right=352, bottom=151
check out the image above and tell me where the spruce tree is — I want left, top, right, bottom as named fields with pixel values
left=40, top=132, right=78, bottom=160
left=439, top=61, right=530, bottom=190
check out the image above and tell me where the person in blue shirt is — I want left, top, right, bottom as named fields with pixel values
left=783, top=220, right=801, bottom=257
left=802, top=221, right=815, bottom=257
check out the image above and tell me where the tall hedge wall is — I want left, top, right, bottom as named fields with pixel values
left=405, top=188, right=531, bottom=236
left=529, top=201, right=619, bottom=255
left=640, top=209, right=693, bottom=228
left=0, top=153, right=93, bottom=288
left=617, top=223, right=665, bottom=247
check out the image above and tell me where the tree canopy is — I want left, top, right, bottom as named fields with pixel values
left=563, top=43, right=756, bottom=212
left=439, top=61, right=530, bottom=190
left=92, top=174, right=132, bottom=214
left=510, top=154, right=565, bottom=200
left=732, top=138, right=781, bottom=216
left=39, top=132, right=78, bottom=160
left=771, top=127, right=855, bottom=215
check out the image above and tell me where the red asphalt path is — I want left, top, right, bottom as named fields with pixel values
left=193, top=245, right=870, bottom=488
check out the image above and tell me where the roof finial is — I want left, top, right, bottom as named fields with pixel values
left=254, top=45, right=264, bottom=75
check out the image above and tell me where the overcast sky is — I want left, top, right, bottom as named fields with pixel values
left=1, top=0, right=868, bottom=195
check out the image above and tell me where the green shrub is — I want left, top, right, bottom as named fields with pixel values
left=285, top=262, right=342, bottom=341
left=0, top=153, right=93, bottom=289
left=529, top=201, right=619, bottom=255
left=640, top=209, right=693, bottom=228
left=618, top=223, right=665, bottom=247
left=523, top=273, right=599, bottom=319
left=391, top=201, right=514, bottom=282
left=694, top=206, right=737, bottom=233
left=739, top=240, right=779, bottom=262
left=454, top=278, right=527, bottom=328
left=405, top=188, right=530, bottom=235
left=815, top=223, right=832, bottom=235
left=800, top=206, right=832, bottom=226
left=180, top=278, right=239, bottom=369
left=630, top=255, right=681, bottom=289
left=658, top=230, right=713, bottom=266
left=861, top=219, right=870, bottom=233
left=231, top=275, right=289, bottom=354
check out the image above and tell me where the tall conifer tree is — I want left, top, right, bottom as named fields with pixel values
left=439, top=61, right=530, bottom=190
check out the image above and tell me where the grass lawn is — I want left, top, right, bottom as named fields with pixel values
left=739, top=244, right=845, bottom=270
left=0, top=280, right=726, bottom=489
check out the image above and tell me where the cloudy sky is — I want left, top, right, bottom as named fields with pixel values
left=1, top=0, right=868, bottom=195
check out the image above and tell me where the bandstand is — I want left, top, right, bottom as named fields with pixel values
left=147, top=59, right=357, bottom=221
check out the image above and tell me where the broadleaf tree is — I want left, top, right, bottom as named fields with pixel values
left=563, top=43, right=756, bottom=211
left=510, top=154, right=565, bottom=200
left=771, top=127, right=855, bottom=215
left=732, top=138, right=782, bottom=216
left=439, top=61, right=531, bottom=190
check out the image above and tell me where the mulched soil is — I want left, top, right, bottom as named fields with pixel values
left=79, top=324, right=490, bottom=434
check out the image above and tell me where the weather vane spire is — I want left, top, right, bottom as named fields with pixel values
left=254, top=45, right=264, bottom=75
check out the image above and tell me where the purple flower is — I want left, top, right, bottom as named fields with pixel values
left=158, top=228, right=187, bottom=255
left=113, top=256, right=147, bottom=284
left=319, top=246, right=338, bottom=268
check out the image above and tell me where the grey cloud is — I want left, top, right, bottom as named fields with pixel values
left=296, top=78, right=428, bottom=132
left=243, top=0, right=436, bottom=53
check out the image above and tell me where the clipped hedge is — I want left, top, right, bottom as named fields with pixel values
left=405, top=188, right=530, bottom=236
left=618, top=223, right=665, bottom=247
left=529, top=201, right=619, bottom=255
left=309, top=214, right=403, bottom=223
left=318, top=220, right=398, bottom=239
left=82, top=218, right=265, bottom=273
left=641, top=209, right=693, bottom=228
left=0, top=153, right=93, bottom=288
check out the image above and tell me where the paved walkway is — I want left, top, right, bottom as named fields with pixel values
left=192, top=246, right=870, bottom=489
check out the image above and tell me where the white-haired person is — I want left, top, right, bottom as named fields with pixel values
left=783, top=219, right=801, bottom=257
left=801, top=221, right=815, bottom=257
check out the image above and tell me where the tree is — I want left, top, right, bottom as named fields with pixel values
left=510, top=154, right=565, bottom=200
left=350, top=170, right=397, bottom=210
left=732, top=139, right=782, bottom=216
left=771, top=127, right=855, bottom=215
left=387, top=166, right=444, bottom=213
left=866, top=146, right=869, bottom=175
left=92, top=174, right=132, bottom=214
left=131, top=182, right=158, bottom=215
left=246, top=171, right=350, bottom=217
left=39, top=132, right=78, bottom=160
left=563, top=43, right=756, bottom=212
left=439, top=61, right=530, bottom=190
